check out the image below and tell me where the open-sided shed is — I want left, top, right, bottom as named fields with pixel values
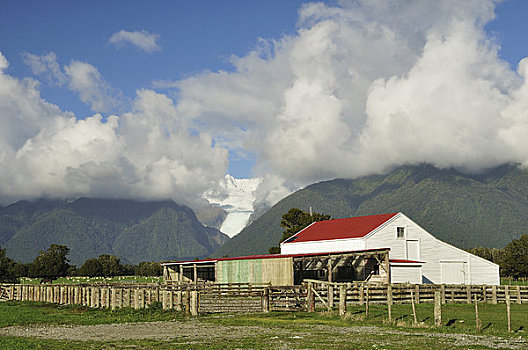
left=162, top=248, right=391, bottom=286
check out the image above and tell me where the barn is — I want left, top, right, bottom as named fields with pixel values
left=162, top=212, right=499, bottom=286
left=280, top=212, right=500, bottom=285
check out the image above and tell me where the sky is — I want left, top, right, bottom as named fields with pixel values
left=1, top=0, right=528, bottom=210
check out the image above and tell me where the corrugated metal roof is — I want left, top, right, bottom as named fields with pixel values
left=283, top=212, right=399, bottom=243
left=161, top=248, right=390, bottom=265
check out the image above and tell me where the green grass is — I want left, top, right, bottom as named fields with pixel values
left=0, top=302, right=526, bottom=349
left=0, top=301, right=182, bottom=327
left=18, top=275, right=163, bottom=285
left=501, top=277, right=528, bottom=286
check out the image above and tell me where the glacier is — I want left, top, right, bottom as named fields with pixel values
left=204, top=175, right=262, bottom=237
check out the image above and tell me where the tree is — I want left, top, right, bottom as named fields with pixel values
left=97, top=254, right=123, bottom=276
left=466, top=247, right=502, bottom=264
left=0, top=247, right=15, bottom=282
left=268, top=208, right=331, bottom=253
left=77, top=258, right=103, bottom=277
left=135, top=261, right=162, bottom=276
left=500, top=234, right=528, bottom=278
left=27, top=244, right=71, bottom=279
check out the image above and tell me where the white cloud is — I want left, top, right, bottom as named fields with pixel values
left=164, top=0, right=528, bottom=206
left=108, top=30, right=161, bottom=54
left=22, top=52, right=125, bottom=114
left=0, top=52, right=227, bottom=206
left=22, top=52, right=67, bottom=86
left=64, top=60, right=125, bottom=113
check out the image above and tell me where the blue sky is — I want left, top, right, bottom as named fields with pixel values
left=1, top=0, right=528, bottom=207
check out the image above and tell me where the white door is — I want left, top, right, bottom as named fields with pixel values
left=406, top=240, right=420, bottom=260
left=441, top=262, right=466, bottom=284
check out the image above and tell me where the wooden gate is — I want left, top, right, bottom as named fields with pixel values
left=198, top=289, right=264, bottom=313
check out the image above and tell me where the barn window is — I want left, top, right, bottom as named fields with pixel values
left=396, top=227, right=405, bottom=238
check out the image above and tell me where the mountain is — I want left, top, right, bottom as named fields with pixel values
left=213, top=163, right=528, bottom=257
left=0, top=198, right=229, bottom=265
left=204, top=175, right=262, bottom=237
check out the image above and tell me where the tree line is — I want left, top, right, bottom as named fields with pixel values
left=0, top=244, right=162, bottom=283
left=468, top=234, right=528, bottom=279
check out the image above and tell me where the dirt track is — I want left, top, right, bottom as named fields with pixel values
left=1, top=320, right=527, bottom=349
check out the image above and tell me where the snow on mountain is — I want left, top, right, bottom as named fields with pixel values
left=204, top=175, right=262, bottom=237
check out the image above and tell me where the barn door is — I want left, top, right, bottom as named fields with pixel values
left=441, top=261, right=466, bottom=284
left=406, top=240, right=420, bottom=261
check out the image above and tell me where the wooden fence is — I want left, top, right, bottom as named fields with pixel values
left=304, top=280, right=528, bottom=312
left=0, top=282, right=306, bottom=314
left=1, top=281, right=526, bottom=315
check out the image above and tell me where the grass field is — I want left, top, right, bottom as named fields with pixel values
left=0, top=301, right=526, bottom=349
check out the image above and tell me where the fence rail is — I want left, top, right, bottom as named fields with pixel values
left=1, top=281, right=527, bottom=315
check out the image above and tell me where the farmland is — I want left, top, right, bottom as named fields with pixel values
left=0, top=301, right=526, bottom=349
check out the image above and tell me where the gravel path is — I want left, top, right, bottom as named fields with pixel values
left=0, top=320, right=526, bottom=349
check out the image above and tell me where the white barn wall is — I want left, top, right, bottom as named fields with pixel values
left=365, top=213, right=499, bottom=285
left=390, top=264, right=422, bottom=284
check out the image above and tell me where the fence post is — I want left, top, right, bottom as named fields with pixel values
left=506, top=286, right=511, bottom=333
left=328, top=284, right=334, bottom=309
left=434, top=291, right=442, bottom=327
left=162, top=289, right=168, bottom=310
left=387, top=284, right=393, bottom=322
left=306, top=283, right=313, bottom=312
left=414, top=284, right=420, bottom=304
left=365, top=286, right=369, bottom=317
left=359, top=284, right=365, bottom=305
left=440, top=285, right=445, bottom=304
left=466, top=285, right=471, bottom=304
left=339, top=285, right=346, bottom=316
left=411, top=289, right=417, bottom=325
left=492, top=285, right=497, bottom=304
left=176, top=290, right=182, bottom=311
left=190, top=290, right=198, bottom=316
left=184, top=289, right=190, bottom=315
left=517, top=286, right=521, bottom=305
left=263, top=287, right=270, bottom=313
left=474, top=295, right=481, bottom=332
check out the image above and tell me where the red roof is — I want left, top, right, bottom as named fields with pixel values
left=161, top=248, right=391, bottom=265
left=389, top=259, right=423, bottom=264
left=283, top=212, right=399, bottom=243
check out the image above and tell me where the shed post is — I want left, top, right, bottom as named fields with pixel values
left=193, top=264, right=197, bottom=283
left=327, top=259, right=334, bottom=309
left=179, top=265, right=183, bottom=283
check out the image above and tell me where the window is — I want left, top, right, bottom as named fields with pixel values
left=397, top=227, right=405, bottom=239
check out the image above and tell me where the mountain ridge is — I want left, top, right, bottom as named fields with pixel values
left=212, top=163, right=528, bottom=257
left=0, top=198, right=229, bottom=265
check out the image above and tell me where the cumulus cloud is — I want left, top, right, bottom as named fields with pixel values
left=108, top=30, right=161, bottom=53
left=0, top=52, right=227, bottom=206
left=164, top=0, right=528, bottom=206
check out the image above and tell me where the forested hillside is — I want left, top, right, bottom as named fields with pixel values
left=213, top=164, right=528, bottom=257
left=0, top=198, right=229, bottom=265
